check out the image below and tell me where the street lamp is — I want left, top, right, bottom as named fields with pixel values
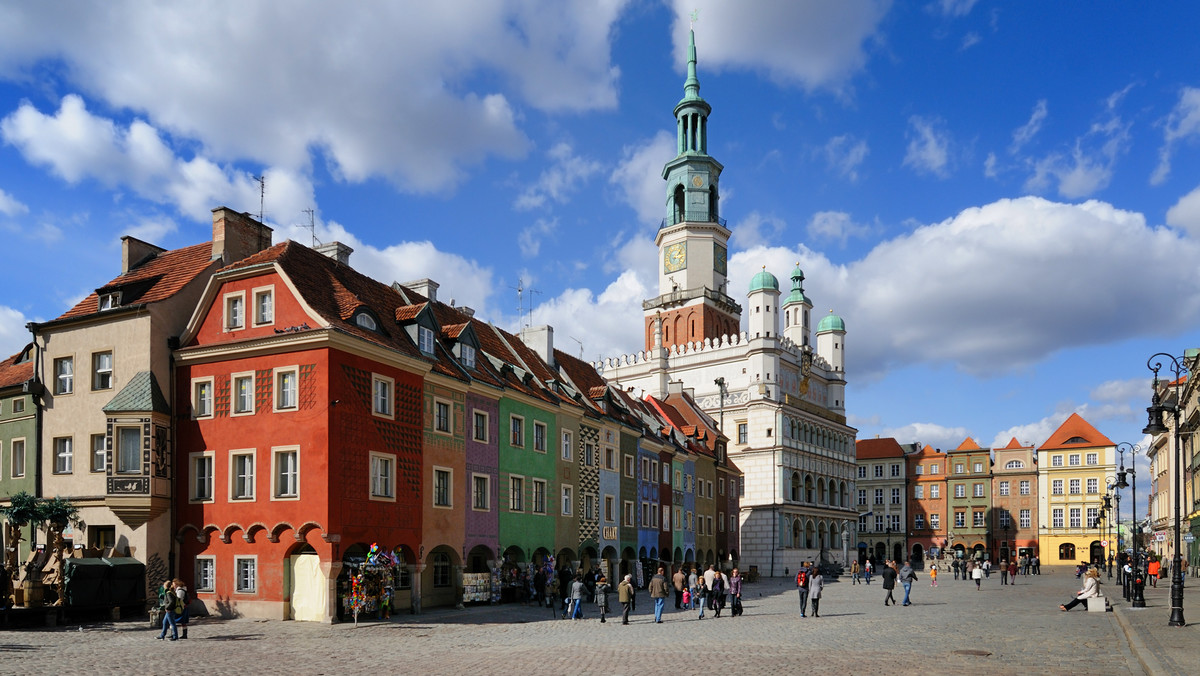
left=1143, top=352, right=1189, bottom=626
left=1115, top=442, right=1144, bottom=607
left=1102, top=487, right=1114, bottom=579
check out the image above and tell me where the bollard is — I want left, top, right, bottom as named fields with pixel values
left=1122, top=573, right=1131, bottom=601
left=1132, top=571, right=1146, bottom=608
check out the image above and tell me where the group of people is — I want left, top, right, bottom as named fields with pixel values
left=557, top=564, right=746, bottom=625
left=154, top=578, right=191, bottom=641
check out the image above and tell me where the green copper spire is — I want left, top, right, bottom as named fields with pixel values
left=682, top=29, right=702, bottom=102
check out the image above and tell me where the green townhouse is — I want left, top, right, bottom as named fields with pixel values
left=1, top=344, right=38, bottom=563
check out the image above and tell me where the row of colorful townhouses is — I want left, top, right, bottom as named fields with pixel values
left=0, top=208, right=741, bottom=622
left=855, top=413, right=1121, bottom=569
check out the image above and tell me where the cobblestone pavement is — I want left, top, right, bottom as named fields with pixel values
left=0, top=567, right=1158, bottom=675
left=1109, top=573, right=1199, bottom=676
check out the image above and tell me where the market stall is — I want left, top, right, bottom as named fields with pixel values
left=339, top=544, right=397, bottom=626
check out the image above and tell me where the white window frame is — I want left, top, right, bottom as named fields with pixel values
left=433, top=466, right=453, bottom=508
left=1052, top=508, right=1064, bottom=528
left=1051, top=455, right=1063, bottom=467
left=433, top=398, right=451, bottom=434
left=1087, top=477, right=1099, bottom=494
left=190, top=451, right=215, bottom=503
left=533, top=421, right=548, bottom=453
left=1019, top=509, right=1031, bottom=528
left=930, top=484, right=940, bottom=499
left=623, top=455, right=634, bottom=478
left=561, top=484, right=573, bottom=516
left=54, top=356, right=74, bottom=395
left=231, top=372, right=255, bottom=416
left=930, top=513, right=940, bottom=529
left=369, top=452, right=396, bottom=501
left=561, top=431, right=573, bottom=462
left=973, top=483, right=984, bottom=498
left=510, top=415, right=525, bottom=447
left=230, top=449, right=256, bottom=501
left=1069, top=507, right=1081, bottom=529
left=954, top=512, right=965, bottom=528
left=1069, top=478, right=1081, bottom=495
left=998, top=481, right=1010, bottom=496
left=914, top=485, right=924, bottom=499
left=91, top=350, right=113, bottom=391
left=12, top=398, right=23, bottom=414
left=1019, top=480, right=1030, bottom=495
left=418, top=325, right=435, bottom=353
left=11, top=437, right=26, bottom=477
left=510, top=475, right=525, bottom=512
left=472, top=473, right=490, bottom=511
left=472, top=410, right=489, bottom=443
left=954, top=484, right=965, bottom=498
left=973, top=511, right=986, bottom=527
left=223, top=290, right=246, bottom=331
left=192, top=377, right=214, bottom=418
left=973, top=462, right=983, bottom=473
left=90, top=433, right=107, bottom=473
left=532, top=477, right=547, bottom=514
left=1068, top=454, right=1080, bottom=466
left=115, top=425, right=141, bottom=474
left=1052, top=479, right=1063, bottom=495
left=373, top=374, right=395, bottom=419
left=605, top=446, right=616, bottom=470
left=234, top=556, right=257, bottom=594
left=1086, top=452, right=1099, bottom=466
left=252, top=285, right=275, bottom=326
left=460, top=343, right=476, bottom=369
left=273, top=366, right=299, bottom=411
left=585, top=493, right=595, bottom=520
left=54, top=436, right=73, bottom=474
left=272, top=446, right=300, bottom=500
left=195, top=556, right=216, bottom=593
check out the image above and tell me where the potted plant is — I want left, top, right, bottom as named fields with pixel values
left=1, top=491, right=44, bottom=606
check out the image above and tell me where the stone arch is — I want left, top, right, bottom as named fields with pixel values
left=176, top=523, right=204, bottom=544
left=270, top=522, right=296, bottom=543
left=805, top=520, right=816, bottom=549
left=817, top=478, right=827, bottom=505
left=243, top=522, right=269, bottom=543
left=805, top=474, right=815, bottom=503
left=840, top=481, right=849, bottom=508
left=818, top=522, right=828, bottom=549
left=790, top=471, right=801, bottom=501
left=221, top=523, right=244, bottom=544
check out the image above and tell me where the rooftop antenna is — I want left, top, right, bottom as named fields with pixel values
left=525, top=286, right=541, bottom=328
left=510, top=278, right=524, bottom=328
left=253, top=174, right=266, bottom=223
left=300, top=208, right=320, bottom=247
left=569, top=336, right=584, bottom=359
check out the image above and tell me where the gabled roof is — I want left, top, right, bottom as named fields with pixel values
left=949, top=437, right=984, bottom=452
left=54, top=242, right=217, bottom=322
left=102, top=371, right=171, bottom=414
left=1001, top=437, right=1028, bottom=450
left=0, top=347, right=33, bottom=390
left=1038, top=412, right=1115, bottom=450
left=856, top=437, right=906, bottom=459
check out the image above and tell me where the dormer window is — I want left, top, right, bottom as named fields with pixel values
left=418, top=326, right=435, bottom=354
left=98, top=293, right=120, bottom=311
left=355, top=312, right=378, bottom=331
left=460, top=344, right=476, bottom=368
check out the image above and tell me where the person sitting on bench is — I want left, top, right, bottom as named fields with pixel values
left=1060, top=567, right=1102, bottom=611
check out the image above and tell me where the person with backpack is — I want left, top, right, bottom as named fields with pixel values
left=796, top=563, right=811, bottom=617
left=155, top=580, right=185, bottom=641
left=173, top=579, right=191, bottom=639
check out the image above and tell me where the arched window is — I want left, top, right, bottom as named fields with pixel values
left=432, top=552, right=451, bottom=587
left=1058, top=543, right=1076, bottom=561
left=805, top=475, right=815, bottom=503
left=673, top=185, right=685, bottom=224
left=791, top=519, right=801, bottom=548
left=708, top=185, right=719, bottom=221
left=790, top=472, right=801, bottom=501
left=1005, top=460, right=1025, bottom=469
left=818, top=478, right=827, bottom=505
left=805, top=521, right=816, bottom=549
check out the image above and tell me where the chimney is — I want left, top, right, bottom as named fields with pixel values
left=402, top=278, right=439, bottom=303
left=211, top=207, right=273, bottom=264
left=457, top=306, right=476, bottom=318
left=520, top=325, right=554, bottom=369
left=314, top=241, right=353, bottom=265
left=667, top=380, right=685, bottom=395
left=121, top=236, right=166, bottom=273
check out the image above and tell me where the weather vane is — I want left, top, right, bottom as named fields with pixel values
left=690, top=9, right=699, bottom=29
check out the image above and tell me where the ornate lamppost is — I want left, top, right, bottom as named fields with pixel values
left=1143, top=353, right=1188, bottom=626
left=1115, top=442, right=1144, bottom=607
left=1103, top=485, right=1115, bottom=579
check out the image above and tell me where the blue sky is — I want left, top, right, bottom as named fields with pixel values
left=2, top=1, right=1199, bottom=498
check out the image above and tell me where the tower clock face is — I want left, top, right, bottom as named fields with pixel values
left=664, top=242, right=687, bottom=272
left=713, top=242, right=727, bottom=275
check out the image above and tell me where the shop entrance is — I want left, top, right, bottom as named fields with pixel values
left=289, top=545, right=326, bottom=622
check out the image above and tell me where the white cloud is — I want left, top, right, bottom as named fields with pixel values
left=0, top=1, right=634, bottom=193
left=518, top=218, right=557, bottom=258
left=1090, top=378, right=1152, bottom=405
left=1023, top=87, right=1131, bottom=199
left=1, top=95, right=316, bottom=225
left=960, top=32, right=981, bottom=50
left=1165, top=183, right=1200, bottom=238
left=1010, top=99, right=1047, bottom=154
left=983, top=152, right=998, bottom=178
left=0, top=305, right=32, bottom=358
left=935, top=0, right=978, bottom=17
left=124, top=215, right=178, bottom=245
left=532, top=269, right=650, bottom=363
left=514, top=143, right=603, bottom=210
left=903, top=115, right=952, bottom=178
left=730, top=211, right=787, bottom=249
left=822, top=134, right=869, bottom=181
left=1152, top=87, right=1200, bottom=185
left=878, top=422, right=970, bottom=451
left=0, top=187, right=27, bottom=216
left=670, top=0, right=890, bottom=94
left=610, top=131, right=675, bottom=226
left=807, top=210, right=872, bottom=246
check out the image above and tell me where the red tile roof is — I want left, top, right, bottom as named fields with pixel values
left=56, top=242, right=216, bottom=321
left=1001, top=437, right=1027, bottom=450
left=0, top=349, right=33, bottom=389
left=953, top=437, right=983, bottom=451
left=1038, top=412, right=1115, bottom=450
left=856, top=437, right=907, bottom=459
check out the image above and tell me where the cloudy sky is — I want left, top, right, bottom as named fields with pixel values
left=2, top=1, right=1198, bottom=499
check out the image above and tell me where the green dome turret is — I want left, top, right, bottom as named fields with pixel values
left=817, top=310, right=845, bottom=333
left=783, top=263, right=809, bottom=305
left=749, top=267, right=779, bottom=292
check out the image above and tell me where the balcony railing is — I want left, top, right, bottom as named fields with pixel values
left=660, top=211, right=727, bottom=229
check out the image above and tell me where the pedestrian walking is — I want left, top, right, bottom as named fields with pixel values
left=154, top=580, right=180, bottom=641
left=809, top=569, right=824, bottom=617
left=881, top=561, right=898, bottom=606
left=728, top=568, right=743, bottom=617
left=649, top=567, right=669, bottom=623
left=704, top=565, right=717, bottom=611
left=672, top=566, right=686, bottom=609
left=595, top=575, right=611, bottom=623
left=547, top=576, right=560, bottom=617
left=711, top=570, right=726, bottom=617
left=688, top=568, right=699, bottom=609
left=570, top=573, right=586, bottom=619
left=864, top=559, right=873, bottom=585
left=796, top=563, right=811, bottom=617
left=696, top=575, right=709, bottom=619
left=618, top=574, right=634, bottom=624
left=1008, top=559, right=1018, bottom=586
left=983, top=560, right=991, bottom=579
left=899, top=560, right=917, bottom=606
left=930, top=562, right=938, bottom=587
left=1000, top=560, right=1009, bottom=585
left=972, top=561, right=983, bottom=590
left=952, top=559, right=960, bottom=580
left=1147, top=557, right=1160, bottom=588
left=850, top=560, right=861, bottom=584
left=1033, top=555, right=1041, bottom=574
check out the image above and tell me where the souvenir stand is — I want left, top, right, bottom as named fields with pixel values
left=341, top=544, right=397, bottom=626
left=461, top=571, right=493, bottom=604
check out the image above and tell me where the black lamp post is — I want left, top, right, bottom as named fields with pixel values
left=1143, top=353, right=1188, bottom=626
left=1116, top=442, right=1145, bottom=607
left=1103, top=488, right=1114, bottom=579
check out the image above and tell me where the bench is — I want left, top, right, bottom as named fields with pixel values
left=1086, top=594, right=1110, bottom=612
